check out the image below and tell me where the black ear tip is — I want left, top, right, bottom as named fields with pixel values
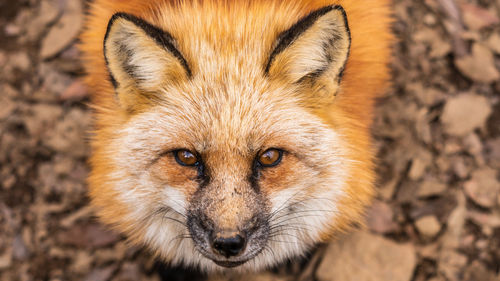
left=104, top=12, right=142, bottom=40
left=265, top=4, right=351, bottom=76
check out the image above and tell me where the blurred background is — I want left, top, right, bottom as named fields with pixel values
left=0, top=0, right=499, bottom=280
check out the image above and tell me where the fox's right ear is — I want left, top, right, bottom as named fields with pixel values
left=103, top=13, right=191, bottom=107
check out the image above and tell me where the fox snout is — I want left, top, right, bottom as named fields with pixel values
left=187, top=185, right=270, bottom=267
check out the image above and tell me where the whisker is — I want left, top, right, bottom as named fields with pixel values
left=268, top=238, right=301, bottom=245
left=267, top=188, right=311, bottom=220
left=269, top=225, right=311, bottom=234
left=270, top=211, right=336, bottom=227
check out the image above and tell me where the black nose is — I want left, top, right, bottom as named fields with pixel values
left=211, top=232, right=246, bottom=258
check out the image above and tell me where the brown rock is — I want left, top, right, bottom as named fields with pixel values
left=114, top=263, right=142, bottom=281
left=37, top=0, right=60, bottom=27
left=418, top=87, right=445, bottom=107
left=438, top=250, right=468, bottom=281
left=485, top=138, right=500, bottom=168
left=464, top=168, right=500, bottom=208
left=316, top=231, right=416, bottom=281
left=12, top=234, right=30, bottom=260
left=408, top=150, right=432, bottom=180
left=0, top=97, right=16, bottom=120
left=0, top=248, right=12, bottom=269
left=441, top=192, right=466, bottom=249
left=60, top=79, right=88, bottom=101
left=415, top=215, right=441, bottom=239
left=40, top=0, right=83, bottom=58
left=454, top=43, right=500, bottom=83
left=44, top=108, right=89, bottom=157
left=83, top=265, right=118, bottom=281
left=418, top=180, right=447, bottom=198
left=58, top=223, right=120, bottom=248
left=70, top=251, right=92, bottom=274
left=487, top=33, right=500, bottom=54
left=24, top=104, right=63, bottom=137
left=441, top=93, right=492, bottom=137
left=464, top=261, right=497, bottom=281
left=452, top=159, right=470, bottom=179
left=415, top=108, right=431, bottom=144
left=366, top=201, right=398, bottom=233
left=461, top=3, right=499, bottom=30
left=9, top=52, right=31, bottom=72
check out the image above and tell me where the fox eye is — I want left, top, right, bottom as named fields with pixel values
left=174, top=149, right=199, bottom=166
left=258, top=149, right=283, bottom=167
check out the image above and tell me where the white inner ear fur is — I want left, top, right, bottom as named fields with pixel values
left=104, top=17, right=186, bottom=91
left=269, top=9, right=350, bottom=83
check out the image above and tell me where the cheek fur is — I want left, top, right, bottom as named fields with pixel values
left=151, top=156, right=200, bottom=195
left=258, top=154, right=317, bottom=193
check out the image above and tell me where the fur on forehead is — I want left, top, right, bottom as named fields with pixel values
left=116, top=80, right=338, bottom=160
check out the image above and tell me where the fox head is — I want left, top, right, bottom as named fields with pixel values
left=90, top=3, right=377, bottom=272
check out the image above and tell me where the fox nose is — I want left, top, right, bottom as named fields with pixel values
left=211, top=231, right=246, bottom=258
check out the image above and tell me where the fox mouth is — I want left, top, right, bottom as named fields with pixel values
left=212, top=260, right=248, bottom=268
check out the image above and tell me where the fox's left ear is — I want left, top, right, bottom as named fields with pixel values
left=265, top=5, right=350, bottom=92
left=103, top=13, right=191, bottom=95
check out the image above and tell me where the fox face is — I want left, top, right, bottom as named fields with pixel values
left=85, top=1, right=388, bottom=272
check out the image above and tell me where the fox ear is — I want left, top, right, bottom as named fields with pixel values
left=104, top=13, right=191, bottom=94
left=265, top=6, right=350, bottom=91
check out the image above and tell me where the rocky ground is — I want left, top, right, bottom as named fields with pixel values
left=0, top=0, right=499, bottom=280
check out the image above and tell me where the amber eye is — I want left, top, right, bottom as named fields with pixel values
left=174, top=149, right=199, bottom=166
left=257, top=148, right=283, bottom=167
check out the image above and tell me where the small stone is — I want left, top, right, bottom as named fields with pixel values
left=83, top=265, right=118, bottom=281
left=415, top=215, right=441, bottom=239
left=9, top=52, right=30, bottom=72
left=366, top=201, right=398, bottom=233
left=438, top=250, right=468, bottom=281
left=60, top=80, right=88, bottom=101
left=463, top=133, right=482, bottom=156
left=464, top=261, right=497, bottom=281
left=485, top=138, right=500, bottom=168
left=461, top=3, right=499, bottom=30
left=408, top=151, right=432, bottom=180
left=464, top=168, right=500, bottom=208
left=71, top=251, right=92, bottom=274
left=418, top=180, right=447, bottom=197
left=316, top=231, right=416, bottom=281
left=0, top=97, right=15, bottom=120
left=38, top=0, right=60, bottom=26
left=24, top=104, right=63, bottom=137
left=441, top=93, right=492, bottom=137
left=12, top=234, right=29, bottom=260
left=114, top=263, right=141, bottom=281
left=44, top=108, right=89, bottom=157
left=452, top=159, right=469, bottom=179
left=4, top=23, right=21, bottom=36
left=0, top=248, right=12, bottom=269
left=442, top=193, right=466, bottom=249
left=487, top=33, right=500, bottom=54
left=455, top=43, right=500, bottom=83
left=40, top=0, right=83, bottom=58
left=2, top=174, right=16, bottom=190
left=415, top=108, right=431, bottom=144
left=58, top=223, right=120, bottom=248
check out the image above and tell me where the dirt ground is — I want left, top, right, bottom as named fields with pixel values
left=0, top=0, right=499, bottom=280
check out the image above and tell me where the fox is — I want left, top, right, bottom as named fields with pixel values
left=80, top=0, right=392, bottom=273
